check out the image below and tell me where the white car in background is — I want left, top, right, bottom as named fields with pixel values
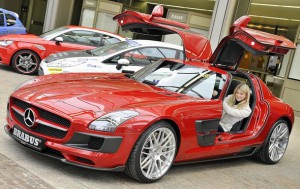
left=39, top=40, right=184, bottom=75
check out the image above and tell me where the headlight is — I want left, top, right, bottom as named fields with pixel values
left=47, top=59, right=86, bottom=67
left=88, top=110, right=139, bottom=132
left=14, top=78, right=36, bottom=91
left=0, top=40, right=13, bottom=47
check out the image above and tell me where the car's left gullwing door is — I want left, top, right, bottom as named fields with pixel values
left=113, top=5, right=212, bottom=62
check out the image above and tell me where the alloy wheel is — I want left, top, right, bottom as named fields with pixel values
left=268, top=122, right=289, bottom=162
left=140, top=127, right=176, bottom=179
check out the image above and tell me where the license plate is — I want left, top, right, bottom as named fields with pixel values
left=12, top=126, right=45, bottom=151
left=48, top=67, right=63, bottom=74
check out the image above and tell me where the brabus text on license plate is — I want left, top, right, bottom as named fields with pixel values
left=12, top=126, right=44, bottom=151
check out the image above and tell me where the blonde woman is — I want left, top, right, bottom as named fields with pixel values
left=218, top=83, right=252, bottom=132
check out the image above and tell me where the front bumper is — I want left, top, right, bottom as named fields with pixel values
left=39, top=62, right=65, bottom=75
left=38, top=66, right=44, bottom=76
left=4, top=123, right=127, bottom=172
left=0, top=46, right=11, bottom=65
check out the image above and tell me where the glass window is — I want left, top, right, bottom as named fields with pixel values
left=158, top=48, right=177, bottom=58
left=92, top=41, right=137, bottom=56
left=238, top=50, right=290, bottom=97
left=5, top=13, right=16, bottom=26
left=81, top=9, right=95, bottom=27
left=0, top=11, right=4, bottom=26
left=186, top=73, right=226, bottom=99
left=139, top=48, right=165, bottom=59
left=58, top=30, right=102, bottom=46
left=135, top=61, right=226, bottom=99
left=124, top=49, right=151, bottom=65
left=40, top=26, right=68, bottom=38
left=100, top=35, right=121, bottom=46
left=289, top=44, right=300, bottom=80
left=96, top=12, right=118, bottom=33
left=178, top=51, right=184, bottom=60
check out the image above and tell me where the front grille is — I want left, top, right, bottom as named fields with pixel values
left=88, top=136, right=104, bottom=150
left=32, top=124, right=67, bottom=139
left=14, top=98, right=30, bottom=110
left=13, top=98, right=70, bottom=128
left=11, top=98, right=71, bottom=139
left=13, top=109, right=26, bottom=125
left=39, top=109, right=70, bottom=128
left=12, top=110, right=67, bottom=139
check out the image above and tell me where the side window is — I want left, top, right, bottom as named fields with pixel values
left=5, top=13, right=16, bottom=26
left=101, top=35, right=121, bottom=46
left=0, top=11, right=4, bottom=26
left=106, top=55, right=121, bottom=64
left=213, top=73, right=227, bottom=99
left=58, top=30, right=102, bottom=46
left=59, top=31, right=76, bottom=43
left=178, top=51, right=184, bottom=60
left=123, top=49, right=151, bottom=65
left=158, top=48, right=177, bottom=58
left=186, top=72, right=226, bottom=99
left=139, top=48, right=165, bottom=62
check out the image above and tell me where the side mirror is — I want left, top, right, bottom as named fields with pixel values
left=116, top=59, right=130, bottom=70
left=55, top=37, right=63, bottom=44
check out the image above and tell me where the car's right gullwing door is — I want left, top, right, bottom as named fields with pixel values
left=210, top=16, right=296, bottom=71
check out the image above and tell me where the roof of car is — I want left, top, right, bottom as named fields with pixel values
left=128, top=40, right=183, bottom=50
left=0, top=8, right=19, bottom=17
left=66, top=25, right=125, bottom=40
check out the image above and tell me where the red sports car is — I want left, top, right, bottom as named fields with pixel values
left=4, top=6, right=296, bottom=183
left=0, top=25, right=124, bottom=75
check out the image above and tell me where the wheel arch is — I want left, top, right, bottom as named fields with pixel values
left=279, top=116, right=293, bottom=134
left=10, top=49, right=41, bottom=66
left=157, top=119, right=181, bottom=155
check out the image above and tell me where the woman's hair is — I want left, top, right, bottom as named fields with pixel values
left=228, top=83, right=251, bottom=109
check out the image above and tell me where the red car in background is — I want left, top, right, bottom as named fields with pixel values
left=0, top=25, right=124, bottom=75
left=4, top=6, right=296, bottom=183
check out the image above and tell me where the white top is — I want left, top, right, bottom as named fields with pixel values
left=219, top=95, right=251, bottom=132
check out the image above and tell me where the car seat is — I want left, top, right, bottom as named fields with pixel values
left=225, top=79, right=254, bottom=132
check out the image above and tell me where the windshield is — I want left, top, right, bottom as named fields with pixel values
left=39, top=26, right=69, bottom=38
left=91, top=40, right=141, bottom=56
left=132, top=60, right=227, bottom=99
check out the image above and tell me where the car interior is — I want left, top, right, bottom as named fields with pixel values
left=225, top=71, right=256, bottom=133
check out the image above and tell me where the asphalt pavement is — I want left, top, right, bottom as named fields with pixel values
left=1, top=64, right=300, bottom=189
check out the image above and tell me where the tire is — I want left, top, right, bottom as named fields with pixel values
left=125, top=121, right=177, bottom=183
left=253, top=119, right=290, bottom=164
left=12, top=50, right=40, bottom=75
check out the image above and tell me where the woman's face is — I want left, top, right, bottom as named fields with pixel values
left=235, top=89, right=247, bottom=102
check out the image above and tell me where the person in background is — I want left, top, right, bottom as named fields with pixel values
left=218, top=83, right=252, bottom=132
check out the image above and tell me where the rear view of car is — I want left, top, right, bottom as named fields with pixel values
left=0, top=8, right=26, bottom=35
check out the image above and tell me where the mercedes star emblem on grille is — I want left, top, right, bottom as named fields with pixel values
left=24, top=108, right=36, bottom=127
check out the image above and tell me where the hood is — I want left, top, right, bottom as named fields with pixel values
left=0, top=34, right=42, bottom=43
left=210, top=16, right=296, bottom=70
left=113, top=5, right=212, bottom=61
left=44, top=50, right=92, bottom=63
left=13, top=73, right=188, bottom=119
